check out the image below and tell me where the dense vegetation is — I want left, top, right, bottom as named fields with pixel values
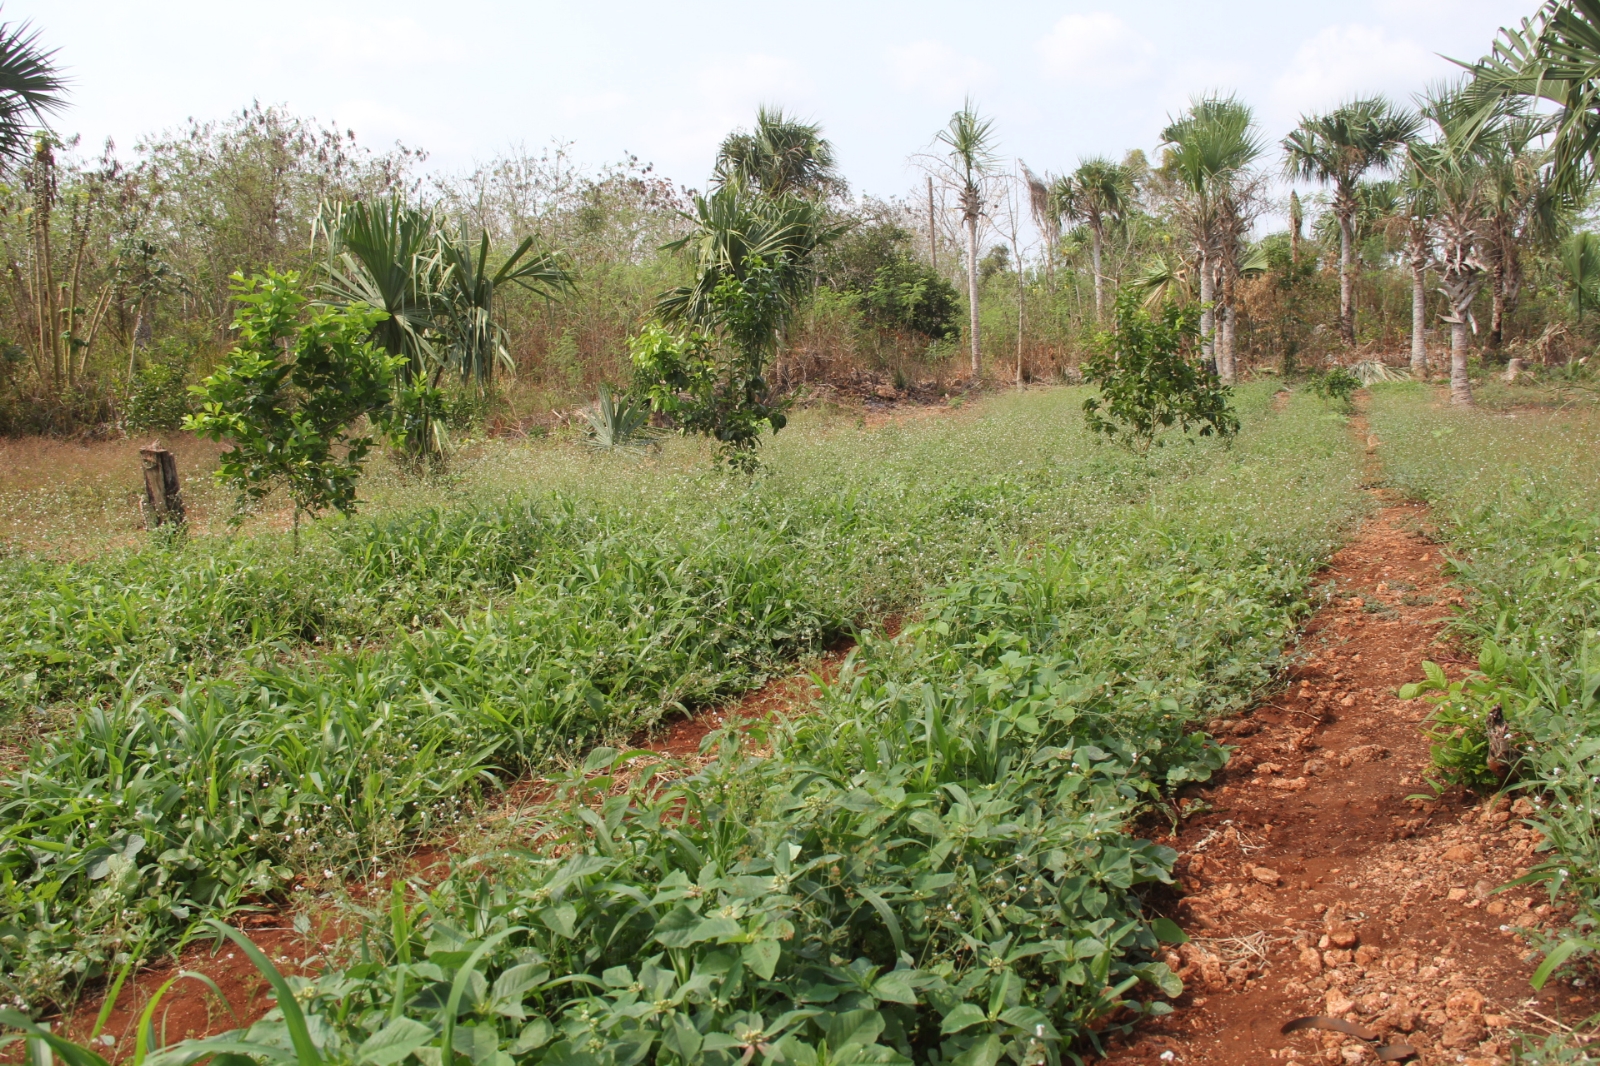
left=10, top=1, right=1600, bottom=1062
left=0, top=386, right=1362, bottom=1058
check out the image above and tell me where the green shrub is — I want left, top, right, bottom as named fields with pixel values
left=123, top=343, right=195, bottom=434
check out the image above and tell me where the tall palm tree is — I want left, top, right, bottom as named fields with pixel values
left=1161, top=93, right=1264, bottom=384
left=714, top=106, right=843, bottom=199
left=0, top=17, right=66, bottom=168
left=936, top=99, right=998, bottom=380
left=1396, top=159, right=1437, bottom=376
left=1057, top=157, right=1132, bottom=321
left=1282, top=97, right=1421, bottom=347
left=1476, top=106, right=1559, bottom=349
left=1411, top=85, right=1495, bottom=406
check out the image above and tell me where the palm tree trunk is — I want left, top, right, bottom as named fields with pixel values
left=1090, top=225, right=1105, bottom=321
left=1338, top=211, right=1356, bottom=347
left=1410, top=254, right=1428, bottom=377
left=1198, top=249, right=1215, bottom=371
left=1450, top=320, right=1471, bottom=406
left=1221, top=304, right=1237, bottom=385
left=965, top=214, right=980, bottom=380
left=1489, top=262, right=1506, bottom=352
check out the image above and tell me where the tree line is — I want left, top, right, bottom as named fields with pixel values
left=2, top=1, right=1600, bottom=450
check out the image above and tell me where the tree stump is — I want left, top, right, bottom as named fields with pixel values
left=139, top=443, right=185, bottom=529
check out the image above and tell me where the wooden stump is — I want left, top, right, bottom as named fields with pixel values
left=139, top=443, right=185, bottom=529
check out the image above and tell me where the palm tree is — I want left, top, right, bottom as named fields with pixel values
left=0, top=17, right=66, bottom=168
left=714, top=107, right=843, bottom=199
left=1472, top=0, right=1600, bottom=194
left=1058, top=157, right=1132, bottom=321
left=1397, top=159, right=1437, bottom=376
left=1282, top=97, right=1421, bottom=347
left=1560, top=230, right=1600, bottom=318
left=1476, top=106, right=1559, bottom=350
left=658, top=182, right=842, bottom=334
left=1161, top=93, right=1265, bottom=384
left=936, top=99, right=998, bottom=380
left=1560, top=230, right=1600, bottom=319
left=319, top=198, right=443, bottom=381
left=1411, top=85, right=1495, bottom=406
left=435, top=225, right=572, bottom=386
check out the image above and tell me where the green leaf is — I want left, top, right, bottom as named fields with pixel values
left=1532, top=937, right=1587, bottom=990
left=825, top=1010, right=885, bottom=1050
left=939, top=1004, right=988, bottom=1035
left=540, top=904, right=577, bottom=939
left=358, top=1019, right=435, bottom=1066
left=1150, top=917, right=1189, bottom=945
left=869, top=971, right=918, bottom=1006
left=952, top=1034, right=1002, bottom=1066
left=743, top=939, right=781, bottom=980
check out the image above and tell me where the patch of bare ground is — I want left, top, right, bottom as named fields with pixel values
left=1099, top=412, right=1600, bottom=1066
left=44, top=651, right=850, bottom=1058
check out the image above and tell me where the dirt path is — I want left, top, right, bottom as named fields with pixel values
left=1100, top=414, right=1598, bottom=1066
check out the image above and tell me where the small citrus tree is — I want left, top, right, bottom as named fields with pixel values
left=186, top=271, right=401, bottom=543
left=1081, top=290, right=1238, bottom=453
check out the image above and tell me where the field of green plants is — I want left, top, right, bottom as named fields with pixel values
left=0, top=386, right=1371, bottom=1060
left=1370, top=387, right=1600, bottom=988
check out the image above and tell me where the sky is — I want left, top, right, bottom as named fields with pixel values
left=22, top=0, right=1536, bottom=203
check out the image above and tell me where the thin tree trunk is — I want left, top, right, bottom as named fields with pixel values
left=1450, top=321, right=1471, bottom=406
left=1015, top=243, right=1024, bottom=389
left=1410, top=255, right=1428, bottom=377
left=1489, top=262, right=1506, bottom=352
left=1198, top=249, right=1215, bottom=371
left=927, top=176, right=938, bottom=274
left=1220, top=305, right=1237, bottom=385
left=966, top=214, right=980, bottom=379
left=1090, top=225, right=1105, bottom=321
left=1338, top=211, right=1356, bottom=347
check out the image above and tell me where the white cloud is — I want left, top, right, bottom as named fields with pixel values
left=887, top=40, right=991, bottom=96
left=1270, top=24, right=1439, bottom=121
left=1036, top=12, right=1155, bottom=84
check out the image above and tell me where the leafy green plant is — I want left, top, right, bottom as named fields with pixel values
left=1308, top=366, right=1362, bottom=405
left=123, top=342, right=195, bottom=434
left=1081, top=291, right=1239, bottom=453
left=186, top=271, right=402, bottom=539
left=0, top=384, right=1364, bottom=1017
left=579, top=385, right=656, bottom=452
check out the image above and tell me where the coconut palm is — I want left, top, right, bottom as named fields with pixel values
left=1160, top=93, right=1265, bottom=384
left=936, top=99, right=998, bottom=379
left=0, top=17, right=66, bottom=168
left=714, top=106, right=843, bottom=199
left=1283, top=97, right=1422, bottom=347
left=1057, top=157, right=1132, bottom=321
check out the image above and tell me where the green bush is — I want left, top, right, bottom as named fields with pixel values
left=123, top=344, right=195, bottom=435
